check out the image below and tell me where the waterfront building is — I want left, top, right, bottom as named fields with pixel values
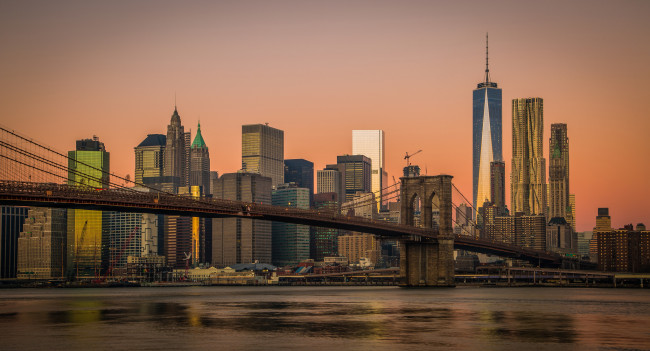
left=549, top=123, right=571, bottom=221
left=311, top=193, right=339, bottom=261
left=494, top=215, right=516, bottom=244
left=577, top=231, right=593, bottom=258
left=242, top=124, right=284, bottom=188
left=134, top=134, right=166, bottom=189
left=479, top=201, right=499, bottom=240
left=0, top=206, right=28, bottom=278
left=17, top=208, right=67, bottom=279
left=591, top=208, right=612, bottom=261
left=597, top=228, right=650, bottom=272
left=473, top=34, right=503, bottom=216
left=338, top=233, right=381, bottom=266
left=336, top=155, right=372, bottom=203
left=67, top=137, right=110, bottom=277
left=106, top=211, right=141, bottom=274
left=190, top=122, right=211, bottom=196
left=546, top=217, right=576, bottom=255
left=163, top=107, right=190, bottom=193
left=518, top=214, right=546, bottom=251
left=140, top=212, right=159, bottom=257
left=511, top=97, right=547, bottom=216
left=212, top=172, right=272, bottom=266
left=352, top=130, right=388, bottom=210
left=272, top=184, right=310, bottom=266
left=284, top=159, right=314, bottom=205
left=163, top=213, right=192, bottom=269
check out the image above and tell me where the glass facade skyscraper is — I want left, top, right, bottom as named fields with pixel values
left=67, top=137, right=110, bottom=277
left=473, top=38, right=502, bottom=218
left=242, top=124, right=284, bottom=188
left=336, top=155, right=372, bottom=203
left=271, top=184, right=310, bottom=266
left=352, top=130, right=387, bottom=211
left=284, top=159, right=314, bottom=205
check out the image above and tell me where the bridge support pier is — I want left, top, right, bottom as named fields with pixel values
left=399, top=238, right=455, bottom=287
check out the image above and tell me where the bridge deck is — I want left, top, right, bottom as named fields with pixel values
left=0, top=180, right=582, bottom=266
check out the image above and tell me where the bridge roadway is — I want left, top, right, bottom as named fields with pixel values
left=0, top=181, right=568, bottom=266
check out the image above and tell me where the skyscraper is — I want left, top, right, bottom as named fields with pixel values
left=311, top=192, right=339, bottom=261
left=284, top=159, right=314, bottom=205
left=352, top=130, right=387, bottom=210
left=336, top=155, right=372, bottom=203
left=212, top=172, right=272, bottom=266
left=163, top=107, right=190, bottom=193
left=511, top=98, right=547, bottom=216
left=272, top=183, right=310, bottom=266
left=473, top=34, right=503, bottom=216
left=490, top=161, right=506, bottom=214
left=549, top=123, right=570, bottom=221
left=317, top=167, right=343, bottom=202
left=242, top=124, right=284, bottom=188
left=17, top=208, right=67, bottom=279
left=106, top=211, right=141, bottom=273
left=67, top=137, right=110, bottom=277
left=134, top=134, right=166, bottom=189
left=0, top=206, right=28, bottom=278
left=190, top=122, right=210, bottom=195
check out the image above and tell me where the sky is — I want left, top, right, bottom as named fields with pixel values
left=1, top=0, right=649, bottom=232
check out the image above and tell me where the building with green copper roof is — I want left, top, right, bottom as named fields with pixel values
left=190, top=122, right=210, bottom=195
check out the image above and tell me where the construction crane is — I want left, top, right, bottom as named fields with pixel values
left=404, top=150, right=422, bottom=166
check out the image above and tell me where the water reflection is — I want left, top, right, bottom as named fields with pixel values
left=0, top=287, right=648, bottom=350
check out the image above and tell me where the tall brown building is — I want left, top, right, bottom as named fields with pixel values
left=549, top=124, right=571, bottom=222
left=490, top=161, right=506, bottom=214
left=597, top=229, right=649, bottom=272
left=163, top=107, right=190, bottom=193
left=211, top=172, right=272, bottom=266
left=338, top=233, right=381, bottom=266
left=511, top=98, right=547, bottom=216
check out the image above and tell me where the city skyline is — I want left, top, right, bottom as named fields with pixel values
left=1, top=1, right=649, bottom=231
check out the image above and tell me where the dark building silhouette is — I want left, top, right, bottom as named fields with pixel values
left=0, top=206, right=28, bottom=278
left=284, top=159, right=314, bottom=206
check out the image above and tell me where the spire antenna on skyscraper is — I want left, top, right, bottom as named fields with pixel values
left=485, top=32, right=490, bottom=83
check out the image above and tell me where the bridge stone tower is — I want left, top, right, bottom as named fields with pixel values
left=399, top=175, right=455, bottom=287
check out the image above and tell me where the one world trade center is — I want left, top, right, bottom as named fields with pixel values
left=473, top=34, right=502, bottom=219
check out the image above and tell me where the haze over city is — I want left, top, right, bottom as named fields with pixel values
left=1, top=0, right=649, bottom=231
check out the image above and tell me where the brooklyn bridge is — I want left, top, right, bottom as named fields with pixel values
left=0, top=125, right=591, bottom=286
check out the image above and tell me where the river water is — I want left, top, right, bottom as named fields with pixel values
left=0, top=286, right=649, bottom=350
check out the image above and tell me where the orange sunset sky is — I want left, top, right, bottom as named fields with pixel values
left=1, top=0, right=649, bottom=232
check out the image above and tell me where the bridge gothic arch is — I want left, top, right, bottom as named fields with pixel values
left=400, top=175, right=453, bottom=234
